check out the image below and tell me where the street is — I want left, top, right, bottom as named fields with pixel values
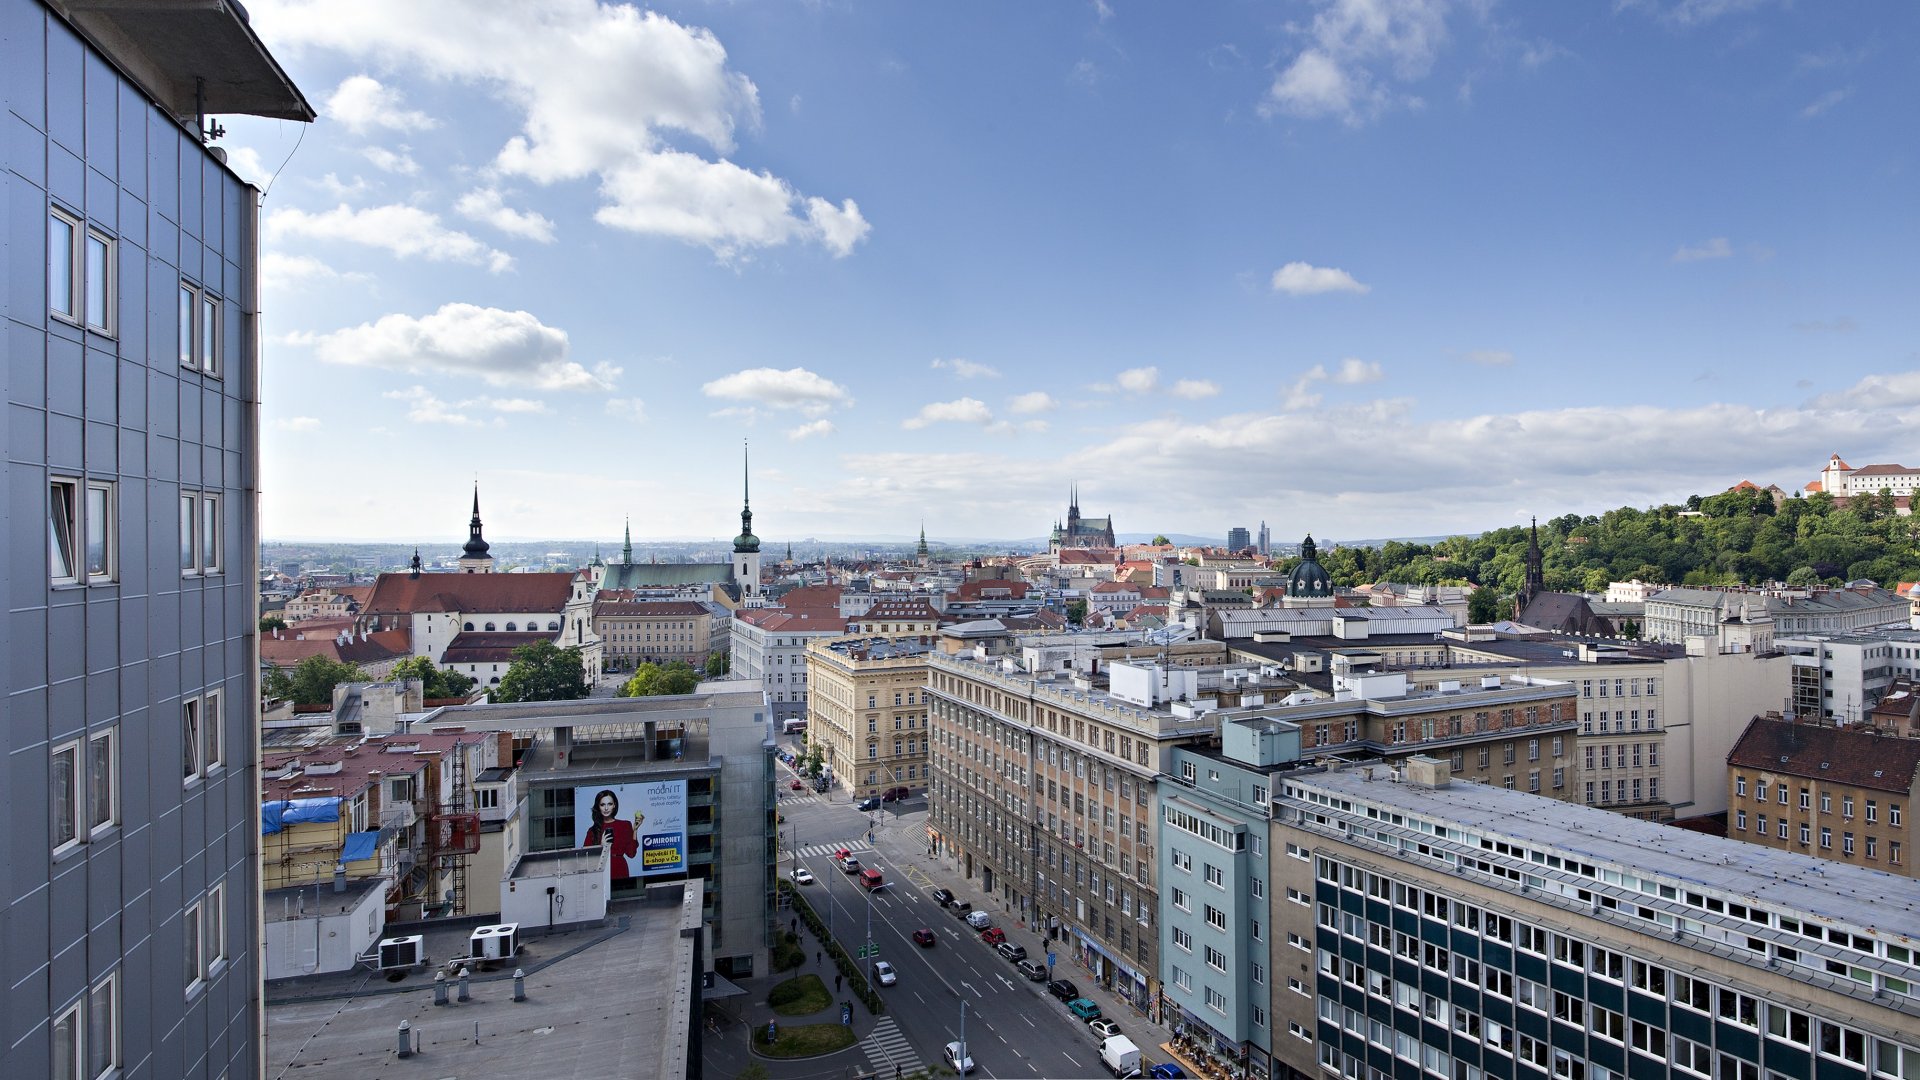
left=776, top=760, right=1115, bottom=1079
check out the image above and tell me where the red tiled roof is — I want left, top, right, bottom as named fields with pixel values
left=1057, top=548, right=1119, bottom=565
left=736, top=610, right=849, bottom=633
left=1727, top=716, right=1920, bottom=794
left=1138, top=586, right=1170, bottom=599
left=363, top=571, right=575, bottom=616
left=779, top=584, right=845, bottom=611
left=261, top=629, right=409, bottom=668
left=1729, top=480, right=1760, bottom=491
left=1853, top=463, right=1912, bottom=475
left=262, top=731, right=495, bottom=800
left=440, top=631, right=558, bottom=665
left=593, top=600, right=711, bottom=618
left=1091, top=581, right=1139, bottom=593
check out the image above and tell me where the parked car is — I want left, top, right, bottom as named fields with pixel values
left=1067, top=998, right=1103, bottom=1022
left=1048, top=979, right=1080, bottom=1002
left=944, top=1041, right=976, bottom=1075
left=949, top=901, right=973, bottom=918
left=873, top=961, right=897, bottom=986
left=856, top=796, right=881, bottom=811
left=980, top=928, right=1007, bottom=947
left=996, top=942, right=1027, bottom=963
left=881, top=786, right=910, bottom=801
left=790, top=867, right=815, bottom=885
left=912, top=928, right=937, bottom=947
left=1089, top=1018, right=1122, bottom=1040
left=965, top=910, right=992, bottom=930
left=1149, top=1065, right=1188, bottom=1079
left=931, top=888, right=954, bottom=906
left=1016, top=959, right=1048, bottom=982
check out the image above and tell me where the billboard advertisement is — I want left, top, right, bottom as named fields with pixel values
left=575, top=780, right=687, bottom=880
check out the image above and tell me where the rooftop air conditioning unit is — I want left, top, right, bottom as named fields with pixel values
left=378, top=935, right=425, bottom=970
left=469, top=923, right=520, bottom=961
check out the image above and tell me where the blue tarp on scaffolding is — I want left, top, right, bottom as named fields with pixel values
left=339, top=830, right=380, bottom=864
left=261, top=797, right=342, bottom=834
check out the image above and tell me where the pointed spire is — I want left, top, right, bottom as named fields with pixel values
left=409, top=548, right=421, bottom=579
left=623, top=517, right=633, bottom=565
left=733, top=439, right=760, bottom=554
left=461, top=484, right=492, bottom=565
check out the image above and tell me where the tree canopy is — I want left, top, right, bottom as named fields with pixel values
left=264, top=655, right=368, bottom=706
left=493, top=641, right=589, bottom=703
left=391, top=655, right=478, bottom=700
left=619, top=660, right=701, bottom=698
left=704, top=651, right=730, bottom=678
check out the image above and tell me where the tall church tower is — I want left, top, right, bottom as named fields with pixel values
left=459, top=485, right=494, bottom=573
left=1518, top=517, right=1545, bottom=615
left=733, top=442, right=763, bottom=599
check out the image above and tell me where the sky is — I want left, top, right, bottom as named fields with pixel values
left=228, top=0, right=1920, bottom=546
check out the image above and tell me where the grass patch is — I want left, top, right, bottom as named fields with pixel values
left=768, top=973, right=832, bottom=1016
left=753, top=1021, right=857, bottom=1058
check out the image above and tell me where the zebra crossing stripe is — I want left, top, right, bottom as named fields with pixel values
left=863, top=1017, right=922, bottom=1073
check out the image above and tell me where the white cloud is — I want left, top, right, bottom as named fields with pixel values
left=605, top=398, right=648, bottom=420
left=360, top=146, right=420, bottom=175
left=788, top=419, right=836, bottom=440
left=931, top=358, right=1001, bottom=379
left=701, top=367, right=852, bottom=416
left=308, top=303, right=619, bottom=390
left=1462, top=349, right=1515, bottom=367
left=223, top=146, right=272, bottom=187
left=272, top=416, right=322, bottom=431
left=1171, top=379, right=1221, bottom=399
left=314, top=172, right=369, bottom=199
left=1283, top=372, right=1324, bottom=411
left=261, top=252, right=365, bottom=290
left=1009, top=391, right=1057, bottom=414
left=1799, top=87, right=1851, bottom=119
left=1615, top=0, right=1778, bottom=28
left=1810, top=371, right=1920, bottom=410
left=384, top=385, right=480, bottom=426
left=326, top=75, right=438, bottom=134
left=903, top=397, right=994, bottom=430
left=475, top=397, right=549, bottom=414
left=1671, top=237, right=1733, bottom=263
left=1333, top=358, right=1383, bottom=383
left=1262, top=0, right=1451, bottom=125
left=1271, top=261, right=1370, bottom=295
left=252, top=1, right=868, bottom=259
left=267, top=203, right=513, bottom=272
left=1117, top=366, right=1159, bottom=392
left=456, top=187, right=557, bottom=243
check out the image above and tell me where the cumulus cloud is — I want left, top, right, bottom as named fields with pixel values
left=307, top=303, right=619, bottom=390
left=1117, top=366, right=1159, bottom=393
left=1332, top=358, right=1383, bottom=384
left=1671, top=237, right=1733, bottom=263
left=479, top=397, right=550, bottom=414
left=252, top=0, right=868, bottom=258
left=361, top=146, right=420, bottom=175
left=788, top=419, right=836, bottom=440
left=1462, top=349, right=1515, bottom=367
left=1171, top=379, right=1221, bottom=399
left=1271, top=261, right=1370, bottom=295
left=1283, top=358, right=1382, bottom=408
left=931, top=358, right=1001, bottom=379
left=261, top=252, right=369, bottom=290
left=1809, top=371, right=1920, bottom=410
left=326, top=75, right=437, bottom=134
left=701, top=367, right=852, bottom=416
left=314, top=172, right=369, bottom=199
left=1008, top=391, right=1057, bottom=414
left=1615, top=0, right=1780, bottom=28
left=1261, top=0, right=1450, bottom=125
left=268, top=203, right=514, bottom=272
left=903, top=397, right=994, bottom=430
left=605, top=398, right=648, bottom=420
left=455, top=188, right=557, bottom=243
left=384, top=385, right=480, bottom=426
left=272, top=416, right=322, bottom=431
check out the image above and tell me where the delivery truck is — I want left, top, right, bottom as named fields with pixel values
left=1100, top=1034, right=1141, bottom=1078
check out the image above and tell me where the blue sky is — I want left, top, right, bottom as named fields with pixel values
left=229, top=0, right=1919, bottom=545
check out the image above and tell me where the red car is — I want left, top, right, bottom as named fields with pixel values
left=789, top=780, right=804, bottom=790
left=980, top=927, right=1006, bottom=946
left=912, top=928, right=937, bottom=947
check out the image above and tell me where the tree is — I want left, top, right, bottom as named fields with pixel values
left=1467, top=587, right=1503, bottom=624
left=391, top=655, right=477, bottom=700
left=704, top=651, right=730, bottom=678
left=265, top=655, right=369, bottom=706
left=1066, top=599, right=1088, bottom=625
left=493, top=641, right=588, bottom=703
left=805, top=744, right=824, bottom=778
left=619, top=660, right=701, bottom=698
left=1784, top=566, right=1821, bottom=587
left=1150, top=535, right=1171, bottom=546
left=259, top=615, right=287, bottom=633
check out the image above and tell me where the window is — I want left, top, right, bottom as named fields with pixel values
left=1205, top=905, right=1226, bottom=931
left=50, top=207, right=80, bottom=319
left=86, top=972, right=118, bottom=1079
left=84, top=229, right=114, bottom=333
left=1204, top=986, right=1226, bottom=1014
left=180, top=491, right=222, bottom=575
left=180, top=282, right=221, bottom=376
left=201, top=691, right=223, bottom=773
left=1172, top=927, right=1191, bottom=951
left=50, top=480, right=113, bottom=585
left=1205, top=945, right=1227, bottom=971
left=87, top=729, right=116, bottom=835
left=53, top=740, right=81, bottom=853
left=1822, top=827, right=1832, bottom=849
left=1204, top=863, right=1224, bottom=888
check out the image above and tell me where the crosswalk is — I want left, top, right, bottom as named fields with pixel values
left=785, top=840, right=873, bottom=860
left=861, top=1015, right=923, bottom=1076
left=779, top=794, right=823, bottom=806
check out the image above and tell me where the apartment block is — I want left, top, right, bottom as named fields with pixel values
left=1270, top=763, right=1920, bottom=1080
left=730, top=607, right=847, bottom=722
left=1726, top=717, right=1918, bottom=877
left=806, top=634, right=934, bottom=797
left=4, top=2, right=311, bottom=1076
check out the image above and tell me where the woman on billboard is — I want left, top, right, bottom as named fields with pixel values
left=583, top=788, right=642, bottom=880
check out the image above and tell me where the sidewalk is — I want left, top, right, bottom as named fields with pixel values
left=702, top=914, right=883, bottom=1077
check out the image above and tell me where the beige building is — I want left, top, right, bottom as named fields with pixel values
left=594, top=597, right=722, bottom=672
left=806, top=635, right=935, bottom=798
left=1726, top=717, right=1918, bottom=876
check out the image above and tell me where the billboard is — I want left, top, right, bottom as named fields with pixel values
left=576, top=780, right=687, bottom=881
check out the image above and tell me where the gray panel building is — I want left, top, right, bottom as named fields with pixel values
left=3, top=2, right=310, bottom=1076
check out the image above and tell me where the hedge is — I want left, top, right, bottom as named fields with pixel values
left=778, top=881, right=885, bottom=1015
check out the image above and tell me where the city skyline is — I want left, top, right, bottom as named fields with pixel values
left=231, top=1, right=1919, bottom=542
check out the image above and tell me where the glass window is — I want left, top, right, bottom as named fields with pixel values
left=84, top=482, right=113, bottom=581
left=201, top=494, right=220, bottom=572
left=184, top=900, right=202, bottom=990
left=183, top=699, right=202, bottom=782
left=52, top=1000, right=81, bottom=1080
left=87, top=974, right=118, bottom=1079
left=200, top=293, right=218, bottom=374
left=179, top=285, right=196, bottom=365
left=84, top=231, right=112, bottom=332
left=50, top=209, right=78, bottom=318
left=180, top=494, right=197, bottom=573
left=87, top=730, right=115, bottom=834
left=50, top=479, right=79, bottom=583
left=203, top=692, right=222, bottom=772
left=52, top=740, right=80, bottom=851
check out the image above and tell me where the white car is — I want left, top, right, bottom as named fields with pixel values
left=791, top=867, right=815, bottom=885
left=944, top=1041, right=976, bottom=1074
left=873, top=960, right=897, bottom=986
left=965, top=910, right=992, bottom=930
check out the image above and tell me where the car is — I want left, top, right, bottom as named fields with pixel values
left=790, top=867, right=815, bottom=885
left=965, top=910, right=992, bottom=930
left=881, top=786, right=911, bottom=802
left=996, top=941, right=1027, bottom=963
left=812, top=778, right=830, bottom=793
left=788, top=780, right=803, bottom=790
left=1149, top=1065, right=1188, bottom=1079
left=1089, top=1018, right=1122, bottom=1040
left=1048, top=979, right=1080, bottom=1002
left=912, top=928, right=937, bottom=947
left=839, top=856, right=861, bottom=873
left=980, top=927, right=1006, bottom=946
left=944, top=1041, right=976, bottom=1075
left=856, top=796, right=880, bottom=811
left=873, top=961, right=897, bottom=986
left=932, top=887, right=955, bottom=906
left=1067, top=998, right=1103, bottom=1022
left=949, top=901, right=973, bottom=918
left=1016, top=959, right=1048, bottom=982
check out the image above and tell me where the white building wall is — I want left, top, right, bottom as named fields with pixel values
left=264, top=885, right=388, bottom=980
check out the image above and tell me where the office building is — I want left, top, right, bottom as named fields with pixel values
left=1726, top=716, right=1917, bottom=877
left=806, top=634, right=934, bottom=798
left=4, top=2, right=311, bottom=1076
left=730, top=607, right=848, bottom=722
left=1228, top=527, right=1251, bottom=553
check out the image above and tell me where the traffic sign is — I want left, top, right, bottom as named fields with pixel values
left=856, top=944, right=879, bottom=958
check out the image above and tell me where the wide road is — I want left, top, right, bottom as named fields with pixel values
left=777, top=773, right=1112, bottom=1078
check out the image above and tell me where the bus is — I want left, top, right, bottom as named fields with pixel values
left=782, top=719, right=808, bottom=734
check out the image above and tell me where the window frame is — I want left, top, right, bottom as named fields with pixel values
left=83, top=227, right=115, bottom=335
left=49, top=206, right=81, bottom=322
left=52, top=738, right=82, bottom=855
left=180, top=490, right=224, bottom=576
left=87, top=728, right=117, bottom=837
left=50, top=477, right=81, bottom=585
left=86, top=972, right=119, bottom=1080
left=179, top=280, right=223, bottom=378
left=183, top=697, right=203, bottom=785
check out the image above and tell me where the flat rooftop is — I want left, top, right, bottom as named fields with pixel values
left=265, top=877, right=384, bottom=924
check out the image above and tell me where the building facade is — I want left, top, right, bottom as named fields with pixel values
left=1269, top=763, right=1920, bottom=1080
left=1644, top=584, right=1907, bottom=646
left=594, top=598, right=722, bottom=672
left=1726, top=716, right=1918, bottom=877
left=806, top=635, right=934, bottom=797
left=730, top=608, right=847, bottom=721
left=1050, top=485, right=1117, bottom=551
left=4, top=3, right=312, bottom=1077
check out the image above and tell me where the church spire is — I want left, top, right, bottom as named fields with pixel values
left=1519, top=516, right=1545, bottom=614
left=459, top=483, right=493, bottom=572
left=622, top=517, right=633, bottom=565
left=733, top=440, right=760, bottom=554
